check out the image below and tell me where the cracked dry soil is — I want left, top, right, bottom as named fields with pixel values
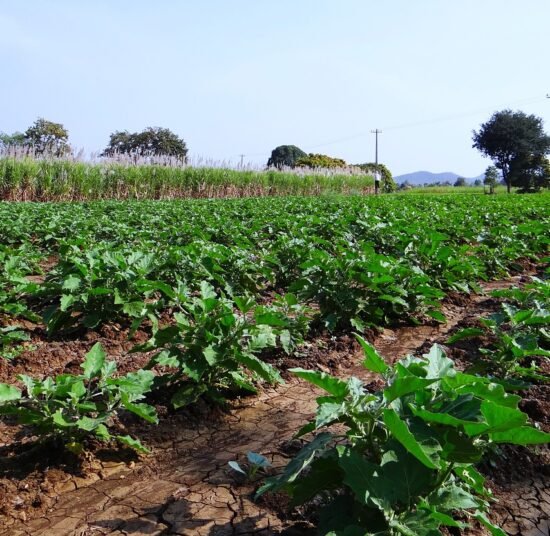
left=1, top=277, right=548, bottom=536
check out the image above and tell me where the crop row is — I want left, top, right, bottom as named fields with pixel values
left=0, top=195, right=548, bottom=336
left=0, top=157, right=375, bottom=201
left=0, top=194, right=548, bottom=534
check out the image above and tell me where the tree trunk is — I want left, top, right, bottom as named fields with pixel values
left=503, top=169, right=511, bottom=194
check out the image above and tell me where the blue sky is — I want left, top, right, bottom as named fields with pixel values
left=1, top=0, right=549, bottom=176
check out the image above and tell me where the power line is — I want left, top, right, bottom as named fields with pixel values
left=231, top=94, right=549, bottom=161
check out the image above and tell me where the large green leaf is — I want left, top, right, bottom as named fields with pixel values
left=116, top=434, right=150, bottom=454
left=82, top=343, right=106, bottom=379
left=383, top=409, right=438, bottom=469
left=446, top=328, right=485, bottom=344
left=290, top=368, right=349, bottom=397
left=464, top=401, right=527, bottom=436
left=411, top=406, right=481, bottom=428
left=0, top=383, right=21, bottom=402
left=237, top=352, right=282, bottom=384
left=356, top=334, right=389, bottom=374
left=76, top=416, right=103, bottom=431
left=121, top=393, right=158, bottom=423
left=384, top=376, right=436, bottom=404
left=256, top=432, right=333, bottom=497
left=424, top=345, right=455, bottom=380
left=315, top=402, right=346, bottom=428
left=491, top=426, right=550, bottom=445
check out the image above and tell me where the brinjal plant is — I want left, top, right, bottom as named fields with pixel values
left=0, top=343, right=158, bottom=453
left=257, top=339, right=549, bottom=535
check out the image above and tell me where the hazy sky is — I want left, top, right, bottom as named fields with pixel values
left=1, top=0, right=549, bottom=176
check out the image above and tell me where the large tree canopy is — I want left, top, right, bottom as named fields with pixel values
left=267, top=145, right=307, bottom=168
left=22, top=118, right=71, bottom=157
left=295, top=153, right=346, bottom=169
left=102, top=127, right=188, bottom=161
left=472, top=110, right=550, bottom=193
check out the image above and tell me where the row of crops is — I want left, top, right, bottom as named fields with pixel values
left=0, top=194, right=549, bottom=534
left=0, top=157, right=374, bottom=201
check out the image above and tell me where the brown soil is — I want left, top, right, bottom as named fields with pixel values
left=0, top=275, right=548, bottom=536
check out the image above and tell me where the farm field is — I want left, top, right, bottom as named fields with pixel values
left=0, top=157, right=374, bottom=201
left=0, top=193, right=549, bottom=535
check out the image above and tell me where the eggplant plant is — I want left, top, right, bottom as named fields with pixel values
left=0, top=343, right=157, bottom=453
left=257, top=339, right=549, bottom=535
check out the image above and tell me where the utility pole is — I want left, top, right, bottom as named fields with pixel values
left=238, top=154, right=245, bottom=168
left=371, top=129, right=382, bottom=194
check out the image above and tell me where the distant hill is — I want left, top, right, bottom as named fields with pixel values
left=394, top=170, right=484, bottom=185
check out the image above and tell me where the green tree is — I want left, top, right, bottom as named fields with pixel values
left=474, top=179, right=482, bottom=186
left=267, top=145, right=306, bottom=168
left=295, top=153, right=347, bottom=169
left=454, top=177, right=466, bottom=187
left=23, top=118, right=71, bottom=156
left=356, top=162, right=396, bottom=192
left=0, top=131, right=26, bottom=148
left=473, top=110, right=550, bottom=193
left=509, top=153, right=550, bottom=192
left=102, top=127, right=188, bottom=161
left=483, top=166, right=499, bottom=194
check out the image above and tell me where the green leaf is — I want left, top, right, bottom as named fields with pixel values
left=338, top=445, right=434, bottom=511
left=279, top=329, right=292, bottom=354
left=491, top=426, right=550, bottom=445
left=172, top=383, right=207, bottom=409
left=52, top=409, right=74, bottom=428
left=234, top=295, right=255, bottom=314
left=454, top=465, right=488, bottom=497
left=59, top=294, right=76, bottom=311
left=69, top=380, right=87, bottom=399
left=237, top=352, right=282, bottom=384
left=426, top=310, right=446, bottom=323
left=122, top=301, right=146, bottom=317
left=424, top=345, right=455, bottom=380
left=384, top=376, right=436, bottom=404
left=456, top=382, right=520, bottom=409
left=411, top=406, right=480, bottom=428
left=475, top=511, right=507, bottom=536
left=464, top=401, right=527, bottom=436
left=81, top=342, right=106, bottom=379
left=355, top=334, right=389, bottom=374
left=290, top=368, right=349, bottom=397
left=76, top=416, right=102, bottom=431
left=446, top=328, right=485, bottom=344
left=0, top=383, right=22, bottom=402
left=116, top=435, right=149, bottom=454
left=203, top=345, right=219, bottom=366
left=315, top=402, right=345, bottom=428
left=95, top=423, right=111, bottom=441
left=200, top=280, right=217, bottom=301
left=426, top=483, right=480, bottom=511
left=383, top=409, right=438, bottom=469
left=116, top=369, right=156, bottom=394
left=256, top=432, right=333, bottom=497
left=121, top=394, right=158, bottom=424
left=255, top=311, right=288, bottom=327
left=62, top=274, right=81, bottom=291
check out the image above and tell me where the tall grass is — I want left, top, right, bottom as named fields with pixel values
left=0, top=153, right=374, bottom=201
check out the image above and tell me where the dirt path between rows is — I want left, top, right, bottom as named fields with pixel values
left=1, top=277, right=548, bottom=536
